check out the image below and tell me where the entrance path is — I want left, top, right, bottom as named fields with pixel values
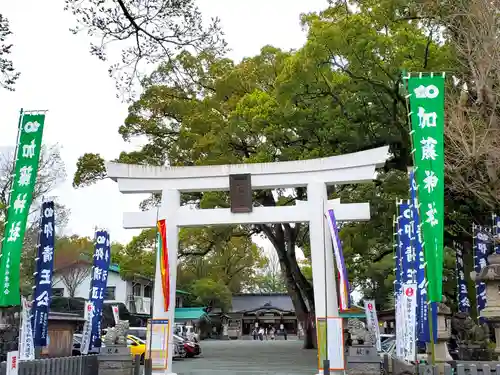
left=173, top=339, right=318, bottom=375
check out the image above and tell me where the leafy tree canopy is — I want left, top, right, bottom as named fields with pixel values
left=189, top=278, right=232, bottom=312
left=72, top=0, right=474, bottom=318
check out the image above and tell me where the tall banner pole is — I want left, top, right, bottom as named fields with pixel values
left=473, top=224, right=490, bottom=322
left=31, top=201, right=55, bottom=350
left=399, top=200, right=417, bottom=363
left=326, top=209, right=351, bottom=312
left=0, top=110, right=47, bottom=306
left=454, top=241, right=470, bottom=313
left=395, top=201, right=404, bottom=360
left=88, top=230, right=112, bottom=350
left=404, top=72, right=445, bottom=364
left=492, top=213, right=500, bottom=254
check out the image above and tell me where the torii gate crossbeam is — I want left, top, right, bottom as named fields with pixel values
left=106, top=146, right=389, bottom=375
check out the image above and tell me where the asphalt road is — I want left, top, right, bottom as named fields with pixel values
left=148, top=339, right=318, bottom=375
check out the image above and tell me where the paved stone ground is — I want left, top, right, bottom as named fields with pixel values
left=172, top=339, right=318, bottom=375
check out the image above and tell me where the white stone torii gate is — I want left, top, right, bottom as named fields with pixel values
left=106, top=146, right=389, bottom=375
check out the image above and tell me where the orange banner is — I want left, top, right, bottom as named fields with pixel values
left=157, top=220, right=170, bottom=311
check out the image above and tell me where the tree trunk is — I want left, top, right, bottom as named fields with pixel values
left=259, top=222, right=316, bottom=349
left=303, top=312, right=316, bottom=349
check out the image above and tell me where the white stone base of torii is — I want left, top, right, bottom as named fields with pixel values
left=106, top=146, right=388, bottom=375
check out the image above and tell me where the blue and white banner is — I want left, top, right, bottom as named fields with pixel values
left=364, top=300, right=381, bottom=351
left=19, top=297, right=35, bottom=360
left=493, top=214, right=500, bottom=254
left=473, top=224, right=489, bottom=318
left=455, top=241, right=470, bottom=313
left=31, top=201, right=55, bottom=347
left=89, top=230, right=111, bottom=350
left=400, top=201, right=418, bottom=362
left=394, top=214, right=402, bottom=297
left=402, top=283, right=417, bottom=363
left=81, top=301, right=93, bottom=355
left=395, top=209, right=404, bottom=359
left=326, top=209, right=351, bottom=311
left=410, top=171, right=437, bottom=344
left=399, top=202, right=416, bottom=283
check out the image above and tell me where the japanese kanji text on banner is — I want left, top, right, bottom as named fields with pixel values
left=364, top=300, right=381, bottom=351
left=31, top=201, right=56, bottom=347
left=406, top=75, right=445, bottom=303
left=0, top=112, right=46, bottom=306
left=89, top=230, right=111, bottom=350
left=402, top=283, right=417, bottom=363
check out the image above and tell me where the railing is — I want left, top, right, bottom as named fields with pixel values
left=423, top=362, right=500, bottom=375
left=0, top=355, right=99, bottom=375
left=386, top=358, right=500, bottom=375
left=128, top=296, right=151, bottom=314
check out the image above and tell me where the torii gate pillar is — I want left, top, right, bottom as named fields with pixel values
left=106, top=146, right=389, bottom=375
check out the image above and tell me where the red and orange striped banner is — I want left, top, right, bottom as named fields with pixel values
left=157, top=219, right=170, bottom=311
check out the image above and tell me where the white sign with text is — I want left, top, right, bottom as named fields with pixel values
left=364, top=299, right=381, bottom=351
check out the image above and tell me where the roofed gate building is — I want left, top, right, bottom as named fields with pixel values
left=211, top=293, right=366, bottom=340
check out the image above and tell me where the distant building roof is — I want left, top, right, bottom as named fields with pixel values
left=48, top=311, right=85, bottom=322
left=175, top=307, right=209, bottom=321
left=230, top=293, right=294, bottom=313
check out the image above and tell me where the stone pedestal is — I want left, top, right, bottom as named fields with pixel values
left=99, top=345, right=133, bottom=375
left=345, top=345, right=380, bottom=375
left=435, top=300, right=452, bottom=361
left=424, top=299, right=451, bottom=374
left=475, top=253, right=500, bottom=359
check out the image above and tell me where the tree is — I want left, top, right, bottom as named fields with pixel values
left=178, top=231, right=266, bottom=293
left=113, top=228, right=156, bottom=279
left=0, top=145, right=68, bottom=291
left=253, top=251, right=287, bottom=293
left=72, top=0, right=454, bottom=347
left=0, top=13, right=19, bottom=91
left=439, top=0, right=500, bottom=211
left=65, top=0, right=226, bottom=98
left=189, top=278, right=232, bottom=312
left=53, top=235, right=95, bottom=297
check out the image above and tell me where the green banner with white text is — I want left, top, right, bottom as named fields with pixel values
left=0, top=113, right=46, bottom=306
left=407, top=75, right=445, bottom=303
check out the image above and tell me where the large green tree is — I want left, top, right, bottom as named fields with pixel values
left=73, top=0, right=460, bottom=346
left=177, top=231, right=266, bottom=293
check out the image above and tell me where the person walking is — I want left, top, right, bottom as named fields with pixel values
left=252, top=327, right=257, bottom=340
left=258, top=327, right=264, bottom=341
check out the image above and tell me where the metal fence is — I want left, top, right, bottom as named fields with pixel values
left=387, top=358, right=500, bottom=375
left=0, top=355, right=99, bottom=375
left=419, top=363, right=500, bottom=375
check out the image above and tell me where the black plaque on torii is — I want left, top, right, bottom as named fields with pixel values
left=229, top=174, right=252, bottom=213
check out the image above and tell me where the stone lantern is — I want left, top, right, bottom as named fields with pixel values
left=432, top=297, right=452, bottom=362
left=474, top=252, right=500, bottom=356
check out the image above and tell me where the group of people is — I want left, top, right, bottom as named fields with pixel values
left=251, top=325, right=288, bottom=341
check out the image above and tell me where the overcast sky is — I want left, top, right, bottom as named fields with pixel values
left=0, top=0, right=328, bottom=244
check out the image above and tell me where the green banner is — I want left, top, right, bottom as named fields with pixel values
left=407, top=74, right=445, bottom=303
left=0, top=113, right=46, bottom=306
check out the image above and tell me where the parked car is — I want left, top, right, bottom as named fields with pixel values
left=128, top=327, right=185, bottom=359
left=174, top=324, right=199, bottom=342
left=72, top=334, right=102, bottom=356
left=127, top=334, right=146, bottom=364
left=174, top=334, right=201, bottom=358
left=128, top=327, right=147, bottom=341
left=173, top=335, right=186, bottom=359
